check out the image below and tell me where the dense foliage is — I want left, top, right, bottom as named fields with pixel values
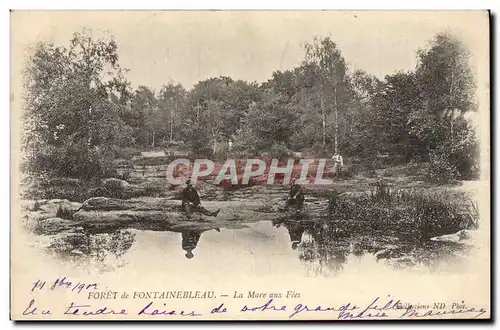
left=21, top=29, right=479, bottom=186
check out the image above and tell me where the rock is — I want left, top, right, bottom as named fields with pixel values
left=34, top=199, right=82, bottom=217
left=80, top=197, right=181, bottom=212
left=38, top=217, right=80, bottom=235
left=168, top=222, right=248, bottom=232
left=140, top=151, right=166, bottom=158
left=21, top=200, right=44, bottom=212
left=74, top=209, right=184, bottom=224
left=430, top=229, right=479, bottom=246
left=90, top=178, right=179, bottom=199
left=73, top=197, right=289, bottom=233
left=70, top=249, right=85, bottom=256
left=24, top=210, right=53, bottom=222
left=103, top=178, right=130, bottom=189
left=56, top=202, right=83, bottom=220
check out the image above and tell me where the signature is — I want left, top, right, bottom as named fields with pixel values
left=22, top=297, right=488, bottom=319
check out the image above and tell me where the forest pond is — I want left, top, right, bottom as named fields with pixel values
left=42, top=218, right=474, bottom=277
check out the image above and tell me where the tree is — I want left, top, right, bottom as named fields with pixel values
left=131, top=86, right=164, bottom=147
left=22, top=28, right=133, bottom=180
left=158, top=82, right=187, bottom=144
left=412, top=32, right=476, bottom=149
left=302, top=36, right=352, bottom=153
left=412, top=32, right=478, bottom=180
left=348, top=70, right=382, bottom=156
left=366, top=71, right=423, bottom=158
left=180, top=77, right=261, bottom=155
left=234, top=91, right=300, bottom=153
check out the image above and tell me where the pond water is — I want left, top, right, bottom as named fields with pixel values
left=45, top=219, right=473, bottom=278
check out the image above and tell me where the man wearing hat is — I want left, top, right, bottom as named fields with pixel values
left=284, top=178, right=305, bottom=211
left=181, top=179, right=220, bottom=218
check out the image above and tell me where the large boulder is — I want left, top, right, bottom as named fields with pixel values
left=430, top=229, right=479, bottom=246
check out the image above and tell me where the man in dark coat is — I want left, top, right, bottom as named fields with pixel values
left=181, top=179, right=220, bottom=218
left=285, top=179, right=305, bottom=211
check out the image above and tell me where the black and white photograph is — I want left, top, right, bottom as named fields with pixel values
left=10, top=10, right=491, bottom=320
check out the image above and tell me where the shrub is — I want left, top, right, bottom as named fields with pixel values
left=22, top=175, right=98, bottom=202
left=427, top=148, right=460, bottom=184
left=267, top=143, right=292, bottom=160
left=111, top=146, right=143, bottom=160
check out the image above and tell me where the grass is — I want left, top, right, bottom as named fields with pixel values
left=326, top=181, right=479, bottom=240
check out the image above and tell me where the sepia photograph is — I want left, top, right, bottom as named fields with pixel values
left=10, top=10, right=491, bottom=320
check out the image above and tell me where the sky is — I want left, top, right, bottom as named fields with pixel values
left=11, top=10, right=489, bottom=92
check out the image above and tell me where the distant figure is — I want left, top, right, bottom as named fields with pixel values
left=181, top=179, right=220, bottom=218
left=285, top=179, right=305, bottom=211
left=332, top=152, right=344, bottom=177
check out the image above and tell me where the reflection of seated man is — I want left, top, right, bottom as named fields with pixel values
left=181, top=228, right=220, bottom=259
left=284, top=179, right=305, bottom=211
left=182, top=230, right=202, bottom=259
left=285, top=221, right=306, bottom=250
left=181, top=179, right=220, bottom=218
left=272, top=220, right=306, bottom=250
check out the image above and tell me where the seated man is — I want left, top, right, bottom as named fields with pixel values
left=181, top=179, right=220, bottom=218
left=285, top=179, right=305, bottom=211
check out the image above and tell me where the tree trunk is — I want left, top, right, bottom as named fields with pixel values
left=151, top=130, right=155, bottom=148
left=87, top=106, right=93, bottom=147
left=169, top=118, right=174, bottom=143
left=212, top=127, right=217, bottom=154
left=169, top=105, right=174, bottom=143
left=321, top=97, right=326, bottom=149
left=334, top=84, right=339, bottom=154
left=196, top=102, right=200, bottom=122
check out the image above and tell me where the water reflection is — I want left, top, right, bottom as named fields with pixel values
left=46, top=229, right=136, bottom=271
left=181, top=228, right=220, bottom=259
left=45, top=218, right=471, bottom=276
left=273, top=219, right=306, bottom=250
left=273, top=218, right=470, bottom=277
left=273, top=219, right=351, bottom=277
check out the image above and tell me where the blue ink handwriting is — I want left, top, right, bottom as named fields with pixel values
left=31, top=277, right=98, bottom=294
left=137, top=301, right=202, bottom=317
left=19, top=295, right=488, bottom=320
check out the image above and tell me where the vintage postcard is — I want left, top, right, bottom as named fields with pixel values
left=10, top=10, right=491, bottom=321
